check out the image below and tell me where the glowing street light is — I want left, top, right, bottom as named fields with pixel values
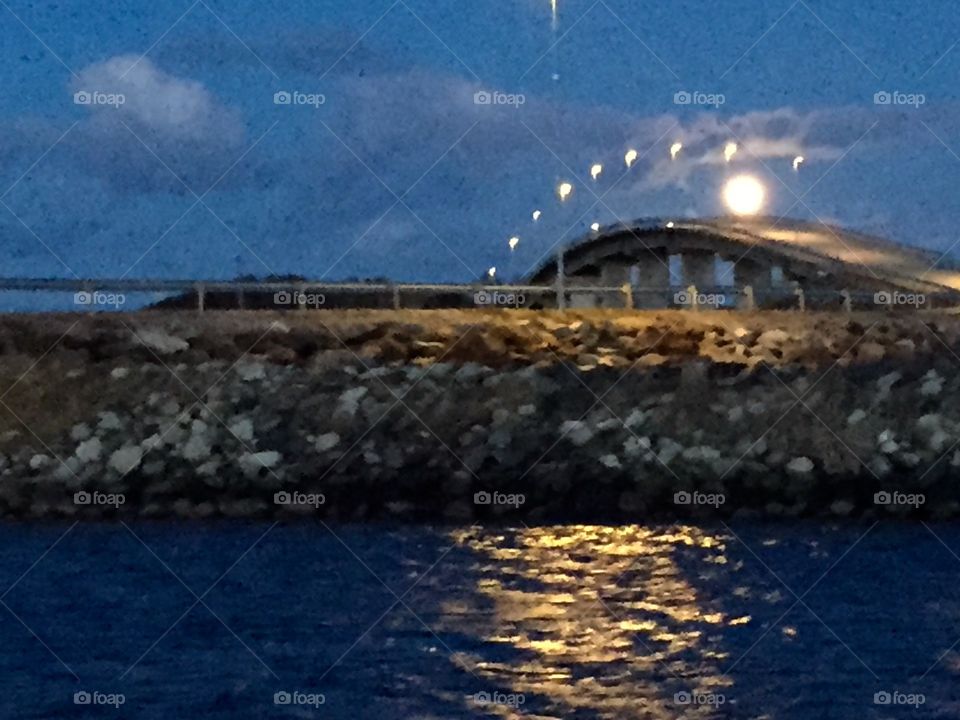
left=508, top=236, right=520, bottom=250
left=590, top=222, right=600, bottom=232
left=793, top=155, right=804, bottom=171
left=724, top=142, right=738, bottom=163
left=532, top=209, right=542, bottom=221
left=670, top=142, right=683, bottom=160
left=666, top=221, right=675, bottom=228
left=557, top=181, right=573, bottom=202
left=590, top=163, right=603, bottom=181
left=487, top=266, right=497, bottom=280
left=624, top=148, right=638, bottom=168
left=723, top=174, right=766, bottom=216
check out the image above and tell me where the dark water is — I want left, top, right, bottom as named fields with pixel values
left=1, top=521, right=958, bottom=719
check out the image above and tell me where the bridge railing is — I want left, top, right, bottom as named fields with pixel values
left=0, top=278, right=945, bottom=312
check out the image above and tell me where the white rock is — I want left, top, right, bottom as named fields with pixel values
left=599, top=454, right=621, bottom=469
left=29, top=454, right=50, bottom=470
left=71, top=423, right=92, bottom=441
left=921, top=378, right=944, bottom=396
left=876, top=371, right=902, bottom=394
left=560, top=420, right=594, bottom=447
left=138, top=329, right=189, bottom=355
left=315, top=432, right=340, bottom=452
left=98, top=411, right=122, bottom=431
left=624, top=409, right=647, bottom=428
left=337, top=387, right=369, bottom=417
left=197, top=459, right=221, bottom=477
left=110, top=367, right=130, bottom=380
left=109, top=445, right=143, bottom=474
left=363, top=450, right=381, bottom=464
left=228, top=417, right=254, bottom=443
left=236, top=363, right=266, bottom=382
left=182, top=433, right=212, bottom=462
left=75, top=437, right=103, bottom=463
left=623, top=436, right=651, bottom=457
left=682, top=446, right=722, bottom=462
left=518, top=404, right=536, bottom=416
left=657, top=438, right=683, bottom=465
left=727, top=406, right=744, bottom=422
left=847, top=409, right=866, bottom=426
left=786, top=456, right=814, bottom=475
left=240, top=451, right=281, bottom=472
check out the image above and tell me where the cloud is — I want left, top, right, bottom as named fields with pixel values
left=69, top=55, right=246, bottom=192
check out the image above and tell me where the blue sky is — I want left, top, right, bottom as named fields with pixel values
left=2, top=0, right=960, bottom=283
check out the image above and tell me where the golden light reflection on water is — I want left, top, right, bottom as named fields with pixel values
left=442, top=525, right=742, bottom=718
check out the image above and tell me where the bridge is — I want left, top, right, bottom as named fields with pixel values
left=525, top=217, right=960, bottom=309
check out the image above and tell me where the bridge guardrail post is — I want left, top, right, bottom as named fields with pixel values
left=840, top=289, right=852, bottom=313
left=687, top=284, right=698, bottom=311
left=740, top=285, right=755, bottom=310
left=556, top=249, right=566, bottom=310
left=621, top=283, right=633, bottom=310
left=392, top=285, right=401, bottom=310
left=196, top=283, right=205, bottom=313
left=794, top=286, right=805, bottom=312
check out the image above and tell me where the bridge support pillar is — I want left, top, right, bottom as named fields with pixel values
left=733, top=259, right=770, bottom=290
left=634, top=250, right=670, bottom=308
left=681, top=250, right=716, bottom=291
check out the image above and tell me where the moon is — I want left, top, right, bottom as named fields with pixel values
left=723, top=175, right=766, bottom=216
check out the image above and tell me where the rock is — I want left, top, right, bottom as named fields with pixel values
left=757, top=329, right=790, bottom=347
left=138, top=330, right=190, bottom=355
left=518, top=404, right=536, bottom=416
left=228, top=417, right=254, bottom=443
left=75, top=437, right=103, bottom=463
left=182, top=433, right=212, bottom=463
left=856, top=342, right=885, bottom=363
left=111, top=367, right=130, bottom=380
left=624, top=409, right=647, bottom=428
left=847, top=409, right=866, bottom=426
left=638, top=353, right=668, bottom=367
left=830, top=499, right=856, bottom=516
left=98, top=412, right=122, bottom=431
left=599, top=454, right=621, bottom=469
left=315, top=432, right=340, bottom=452
left=109, top=445, right=143, bottom=474
left=876, top=371, right=902, bottom=396
left=337, top=387, right=369, bottom=418
left=70, top=423, right=92, bottom=441
left=623, top=436, right=651, bottom=457
left=236, top=362, right=266, bottom=382
left=560, top=420, right=593, bottom=447
left=29, top=454, right=50, bottom=470
left=921, top=371, right=944, bottom=396
left=727, top=406, right=744, bottom=422
left=239, top=451, right=282, bottom=474
left=786, top=456, right=814, bottom=475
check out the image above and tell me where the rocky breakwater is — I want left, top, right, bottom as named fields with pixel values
left=1, top=309, right=959, bottom=520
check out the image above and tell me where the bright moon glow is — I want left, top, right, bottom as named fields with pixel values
left=508, top=236, right=519, bottom=250
left=624, top=149, right=638, bottom=167
left=532, top=209, right=541, bottom=221
left=723, top=175, right=765, bottom=216
left=793, top=155, right=804, bottom=171
left=724, top=142, right=738, bottom=163
left=590, top=163, right=603, bottom=181
left=670, top=142, right=683, bottom=160
left=557, top=182, right=573, bottom=201
left=487, top=266, right=496, bottom=278
left=590, top=222, right=600, bottom=231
